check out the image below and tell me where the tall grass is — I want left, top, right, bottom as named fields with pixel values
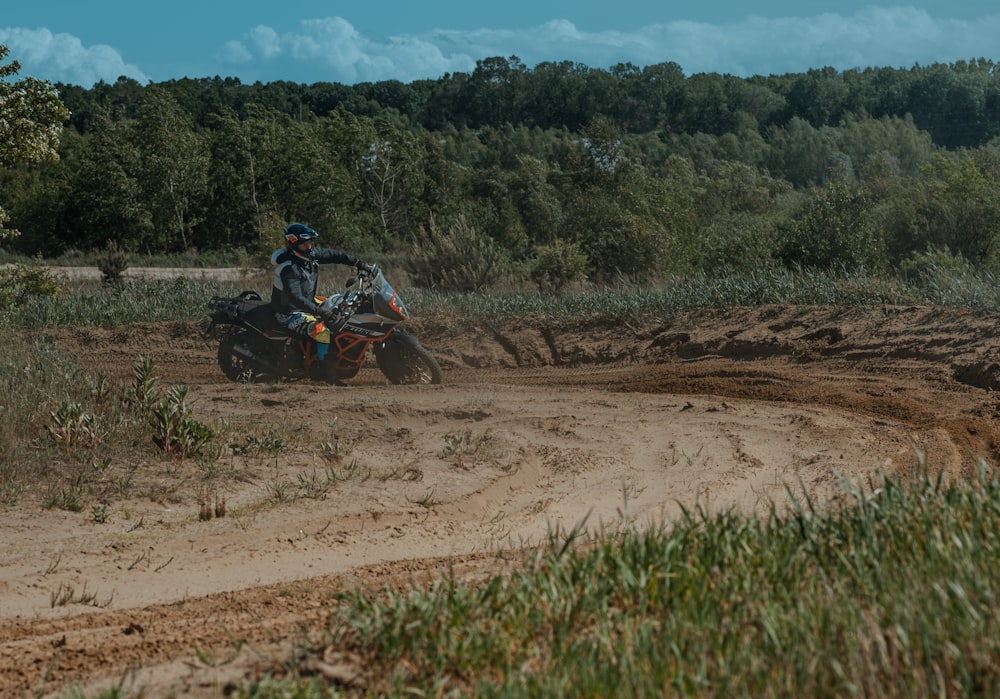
left=247, top=466, right=1000, bottom=698
left=1, top=277, right=246, bottom=328
left=0, top=336, right=96, bottom=503
left=2, top=266, right=1000, bottom=331
left=407, top=267, right=1000, bottom=329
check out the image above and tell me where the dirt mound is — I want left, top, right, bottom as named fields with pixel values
left=4, top=303, right=1000, bottom=697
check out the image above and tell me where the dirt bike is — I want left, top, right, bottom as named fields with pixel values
left=206, top=264, right=442, bottom=385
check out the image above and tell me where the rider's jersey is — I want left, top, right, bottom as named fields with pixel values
left=270, top=246, right=359, bottom=316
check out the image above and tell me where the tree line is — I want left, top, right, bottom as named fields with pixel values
left=3, top=50, right=1000, bottom=286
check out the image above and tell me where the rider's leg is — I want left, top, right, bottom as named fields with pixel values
left=304, top=317, right=332, bottom=360
left=278, top=312, right=331, bottom=361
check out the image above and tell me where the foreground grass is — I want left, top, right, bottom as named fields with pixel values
left=232, top=466, right=1000, bottom=698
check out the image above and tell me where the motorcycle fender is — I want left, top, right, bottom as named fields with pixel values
left=380, top=330, right=419, bottom=349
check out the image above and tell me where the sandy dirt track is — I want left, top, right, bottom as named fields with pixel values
left=3, top=303, right=1000, bottom=697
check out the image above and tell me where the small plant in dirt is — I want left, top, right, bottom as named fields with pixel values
left=130, top=355, right=162, bottom=413
left=90, top=503, right=110, bottom=523
left=409, top=488, right=439, bottom=509
left=149, top=385, right=215, bottom=458
left=439, top=431, right=503, bottom=470
left=46, top=486, right=84, bottom=512
left=49, top=582, right=114, bottom=609
left=46, top=401, right=106, bottom=450
left=440, top=433, right=472, bottom=470
left=296, top=467, right=338, bottom=499
left=229, top=432, right=287, bottom=456
left=198, top=490, right=226, bottom=520
left=129, top=356, right=215, bottom=457
left=266, top=478, right=297, bottom=504
left=3, top=338, right=231, bottom=510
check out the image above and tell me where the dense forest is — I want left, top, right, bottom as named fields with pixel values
left=4, top=54, right=1000, bottom=286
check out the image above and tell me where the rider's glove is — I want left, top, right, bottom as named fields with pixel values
left=355, top=260, right=374, bottom=275
left=321, top=308, right=341, bottom=325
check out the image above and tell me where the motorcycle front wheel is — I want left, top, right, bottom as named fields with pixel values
left=218, top=328, right=276, bottom=383
left=375, top=341, right=443, bottom=385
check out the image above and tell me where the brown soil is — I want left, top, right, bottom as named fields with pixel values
left=4, top=303, right=1000, bottom=697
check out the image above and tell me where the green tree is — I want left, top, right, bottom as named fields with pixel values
left=698, top=161, right=788, bottom=218
left=357, top=115, right=424, bottom=244
left=784, top=67, right=851, bottom=127
left=901, top=153, right=1000, bottom=264
left=767, top=117, right=843, bottom=188
left=907, top=61, right=995, bottom=148
left=262, top=114, right=353, bottom=242
left=467, top=56, right=527, bottom=127
left=678, top=73, right=734, bottom=135
left=322, top=108, right=416, bottom=250
left=0, top=45, right=69, bottom=240
left=838, top=112, right=936, bottom=177
left=530, top=238, right=588, bottom=291
left=133, top=87, right=209, bottom=252
left=69, top=111, right=153, bottom=251
left=468, top=166, right=526, bottom=250
left=620, top=61, right=686, bottom=133
left=509, top=155, right=563, bottom=246
left=520, top=60, right=592, bottom=131
left=404, top=215, right=506, bottom=290
left=203, top=108, right=271, bottom=252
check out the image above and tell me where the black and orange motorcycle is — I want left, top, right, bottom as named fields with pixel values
left=206, top=265, right=442, bottom=385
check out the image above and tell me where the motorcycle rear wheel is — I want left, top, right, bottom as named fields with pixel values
left=375, top=342, right=443, bottom=385
left=218, top=329, right=276, bottom=383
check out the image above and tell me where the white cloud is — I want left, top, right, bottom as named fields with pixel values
left=222, top=7, right=1000, bottom=84
left=430, top=7, right=1000, bottom=76
left=225, top=17, right=472, bottom=83
left=0, top=27, right=148, bottom=85
left=222, top=40, right=253, bottom=65
left=247, top=25, right=282, bottom=60
left=662, top=7, right=994, bottom=76
left=5, top=7, right=1000, bottom=88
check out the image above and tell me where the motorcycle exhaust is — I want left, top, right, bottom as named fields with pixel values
left=232, top=342, right=279, bottom=373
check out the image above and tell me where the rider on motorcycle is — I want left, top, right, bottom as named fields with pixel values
left=271, top=222, right=368, bottom=360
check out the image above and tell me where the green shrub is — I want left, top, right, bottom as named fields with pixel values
left=778, top=183, right=886, bottom=272
left=94, top=241, right=129, bottom=286
left=898, top=246, right=975, bottom=282
left=566, top=195, right=674, bottom=280
left=530, top=238, right=589, bottom=291
left=0, top=255, right=62, bottom=310
left=699, top=212, right=783, bottom=274
left=405, top=215, right=506, bottom=291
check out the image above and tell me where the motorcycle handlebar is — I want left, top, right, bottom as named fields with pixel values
left=355, top=263, right=380, bottom=280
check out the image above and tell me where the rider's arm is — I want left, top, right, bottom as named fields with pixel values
left=313, top=247, right=360, bottom=268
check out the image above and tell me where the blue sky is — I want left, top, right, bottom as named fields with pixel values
left=2, top=2, right=999, bottom=87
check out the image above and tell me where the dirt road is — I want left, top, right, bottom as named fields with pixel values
left=3, top=303, right=1000, bottom=697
